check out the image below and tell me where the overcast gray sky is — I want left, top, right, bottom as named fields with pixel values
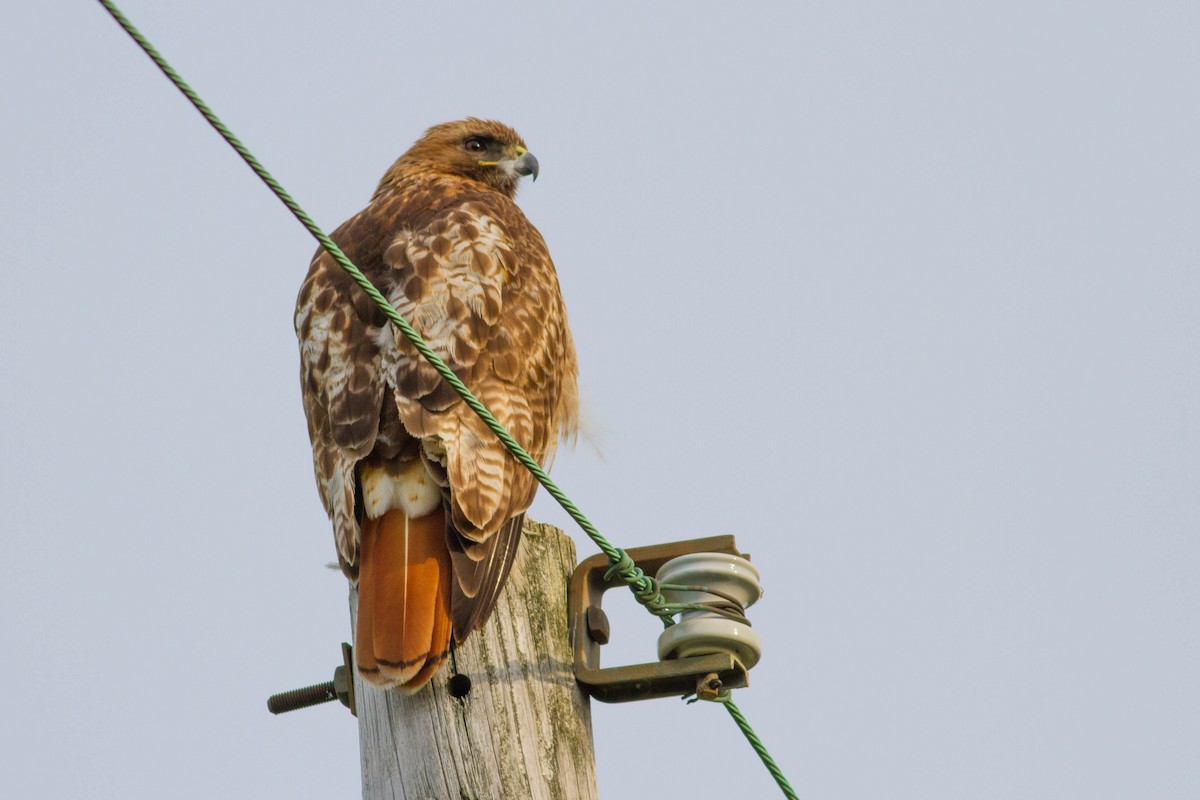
left=2, top=1, right=1196, bottom=798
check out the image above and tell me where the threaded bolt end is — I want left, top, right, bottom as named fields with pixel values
left=267, top=681, right=337, bottom=714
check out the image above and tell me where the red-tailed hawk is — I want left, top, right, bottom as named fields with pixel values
left=295, top=119, right=579, bottom=692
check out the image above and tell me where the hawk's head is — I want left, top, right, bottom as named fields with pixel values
left=380, top=118, right=539, bottom=199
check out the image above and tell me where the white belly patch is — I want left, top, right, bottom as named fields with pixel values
left=360, top=460, right=442, bottom=519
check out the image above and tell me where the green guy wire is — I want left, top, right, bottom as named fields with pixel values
left=93, top=0, right=668, bottom=623
left=715, top=693, right=801, bottom=800
left=96, top=2, right=798, bottom=797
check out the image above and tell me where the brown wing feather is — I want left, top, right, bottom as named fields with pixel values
left=447, top=513, right=525, bottom=639
left=296, top=241, right=387, bottom=574
left=378, top=189, right=576, bottom=638
left=383, top=196, right=577, bottom=536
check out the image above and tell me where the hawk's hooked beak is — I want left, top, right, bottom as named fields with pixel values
left=484, top=146, right=539, bottom=182
left=512, top=148, right=539, bottom=181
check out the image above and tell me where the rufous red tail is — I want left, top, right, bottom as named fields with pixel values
left=355, top=506, right=452, bottom=692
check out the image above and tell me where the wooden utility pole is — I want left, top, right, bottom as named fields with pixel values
left=350, top=521, right=599, bottom=799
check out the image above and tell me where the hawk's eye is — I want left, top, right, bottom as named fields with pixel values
left=463, top=138, right=487, bottom=154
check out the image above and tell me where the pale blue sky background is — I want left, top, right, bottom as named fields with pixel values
left=1, top=2, right=1196, bottom=798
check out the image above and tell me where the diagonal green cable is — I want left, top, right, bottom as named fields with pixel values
left=93, top=0, right=669, bottom=623
left=714, top=693, right=801, bottom=800
left=95, top=2, right=798, bottom=797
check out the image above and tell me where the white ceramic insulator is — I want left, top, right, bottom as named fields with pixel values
left=655, top=552, right=764, bottom=669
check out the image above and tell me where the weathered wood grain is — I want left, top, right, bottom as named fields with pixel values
left=351, top=521, right=598, bottom=800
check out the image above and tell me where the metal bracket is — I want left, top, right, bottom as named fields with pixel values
left=568, top=535, right=751, bottom=703
left=336, top=641, right=357, bottom=716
